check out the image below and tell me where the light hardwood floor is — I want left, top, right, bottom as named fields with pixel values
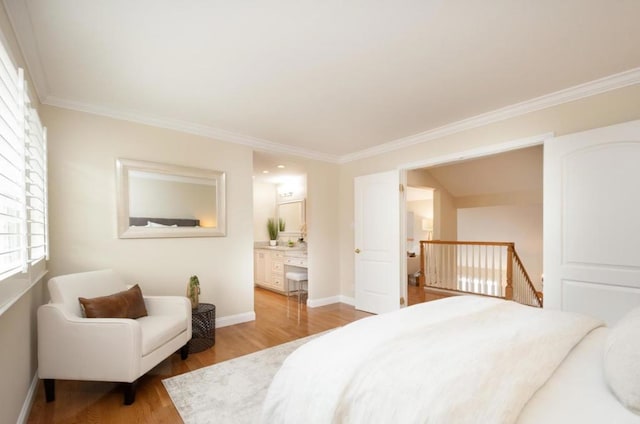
left=407, top=282, right=453, bottom=306
left=27, top=288, right=372, bottom=423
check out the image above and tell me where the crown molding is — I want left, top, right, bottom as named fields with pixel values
left=7, top=0, right=638, bottom=166
left=3, top=0, right=49, bottom=103
left=339, top=67, right=640, bottom=163
left=43, top=96, right=342, bottom=163
left=38, top=67, right=640, bottom=166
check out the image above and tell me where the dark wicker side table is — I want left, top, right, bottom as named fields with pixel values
left=189, top=303, right=216, bottom=353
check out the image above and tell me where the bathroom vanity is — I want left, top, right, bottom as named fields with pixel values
left=254, top=246, right=307, bottom=294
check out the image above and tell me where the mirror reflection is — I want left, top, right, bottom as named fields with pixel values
left=277, top=200, right=305, bottom=236
left=116, top=159, right=226, bottom=238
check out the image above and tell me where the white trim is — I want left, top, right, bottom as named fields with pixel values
left=17, top=371, right=38, bottom=424
left=215, top=311, right=256, bottom=328
left=43, top=67, right=640, bottom=165
left=339, top=68, right=640, bottom=163
left=400, top=132, right=553, bottom=171
left=307, top=295, right=355, bottom=308
left=43, top=96, right=342, bottom=163
left=0, top=3, right=17, bottom=65
left=2, top=0, right=49, bottom=102
left=0, top=269, right=47, bottom=317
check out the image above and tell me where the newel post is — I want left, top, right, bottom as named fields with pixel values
left=419, top=241, right=425, bottom=287
left=505, top=244, right=514, bottom=300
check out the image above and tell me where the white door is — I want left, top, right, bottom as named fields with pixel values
left=354, top=170, right=401, bottom=314
left=544, top=119, right=640, bottom=325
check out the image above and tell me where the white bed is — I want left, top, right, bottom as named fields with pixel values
left=259, top=296, right=640, bottom=424
left=518, top=327, right=638, bottom=423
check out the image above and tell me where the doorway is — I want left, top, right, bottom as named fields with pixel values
left=406, top=187, right=434, bottom=305
left=252, top=151, right=308, bottom=313
left=401, top=141, right=545, bottom=306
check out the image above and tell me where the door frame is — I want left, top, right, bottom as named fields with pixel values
left=400, top=133, right=552, bottom=171
left=397, top=132, right=552, bottom=302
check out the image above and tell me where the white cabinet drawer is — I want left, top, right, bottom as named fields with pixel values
left=284, top=257, right=308, bottom=267
left=271, top=261, right=284, bottom=272
left=271, top=274, right=283, bottom=288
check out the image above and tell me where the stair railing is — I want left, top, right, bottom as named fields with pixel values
left=419, top=240, right=542, bottom=307
left=510, top=246, right=543, bottom=307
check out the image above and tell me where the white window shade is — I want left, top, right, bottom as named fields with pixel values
left=0, top=30, right=48, bottom=315
left=25, top=105, right=47, bottom=263
left=0, top=43, right=25, bottom=281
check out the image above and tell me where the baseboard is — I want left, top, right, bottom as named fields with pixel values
left=308, top=295, right=355, bottom=308
left=216, top=311, right=256, bottom=328
left=17, top=371, right=39, bottom=424
left=215, top=296, right=357, bottom=324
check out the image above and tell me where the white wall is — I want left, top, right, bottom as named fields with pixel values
left=42, top=105, right=255, bottom=320
left=407, top=169, right=457, bottom=241
left=298, top=159, right=340, bottom=301
left=253, top=182, right=277, bottom=242
left=435, top=189, right=458, bottom=240
left=458, top=205, right=543, bottom=289
left=406, top=199, right=433, bottom=251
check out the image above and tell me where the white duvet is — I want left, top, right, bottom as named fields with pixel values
left=259, top=296, right=602, bottom=424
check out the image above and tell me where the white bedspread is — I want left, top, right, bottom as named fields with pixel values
left=259, top=296, right=602, bottom=424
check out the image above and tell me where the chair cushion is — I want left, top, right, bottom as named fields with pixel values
left=79, top=284, right=148, bottom=319
left=286, top=271, right=308, bottom=281
left=138, top=315, right=187, bottom=356
left=49, top=269, right=129, bottom=317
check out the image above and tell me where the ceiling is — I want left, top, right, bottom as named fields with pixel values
left=426, top=145, right=542, bottom=197
left=253, top=151, right=307, bottom=184
left=5, top=1, right=640, bottom=162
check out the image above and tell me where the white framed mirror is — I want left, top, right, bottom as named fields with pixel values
left=277, top=199, right=305, bottom=237
left=116, top=158, right=226, bottom=238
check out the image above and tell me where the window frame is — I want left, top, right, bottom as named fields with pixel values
left=0, top=29, right=48, bottom=314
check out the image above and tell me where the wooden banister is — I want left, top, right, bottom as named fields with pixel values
left=419, top=241, right=425, bottom=287
left=421, top=240, right=514, bottom=246
left=418, top=240, right=541, bottom=307
left=512, top=249, right=543, bottom=307
left=505, top=244, right=514, bottom=301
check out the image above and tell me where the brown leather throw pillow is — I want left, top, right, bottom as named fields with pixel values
left=79, top=284, right=148, bottom=319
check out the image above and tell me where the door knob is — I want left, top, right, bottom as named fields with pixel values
left=354, top=248, right=361, bottom=254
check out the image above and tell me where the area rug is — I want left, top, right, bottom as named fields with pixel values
left=163, top=332, right=325, bottom=424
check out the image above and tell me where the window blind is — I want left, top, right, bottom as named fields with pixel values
left=0, top=40, right=25, bottom=281
left=25, top=104, right=47, bottom=263
left=0, top=34, right=47, bottom=283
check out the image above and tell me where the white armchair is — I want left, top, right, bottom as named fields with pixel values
left=37, top=269, right=192, bottom=404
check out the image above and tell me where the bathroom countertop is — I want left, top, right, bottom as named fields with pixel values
left=254, top=242, right=307, bottom=252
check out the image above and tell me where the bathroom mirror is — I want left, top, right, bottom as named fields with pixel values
left=277, top=199, right=305, bottom=237
left=116, top=158, right=226, bottom=238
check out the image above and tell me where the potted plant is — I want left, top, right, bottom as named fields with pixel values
left=267, top=218, right=278, bottom=246
left=187, top=275, right=201, bottom=309
left=279, top=218, right=286, bottom=233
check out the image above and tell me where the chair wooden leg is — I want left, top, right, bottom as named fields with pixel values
left=123, top=381, right=137, bottom=405
left=44, top=379, right=55, bottom=402
left=180, top=344, right=189, bottom=360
